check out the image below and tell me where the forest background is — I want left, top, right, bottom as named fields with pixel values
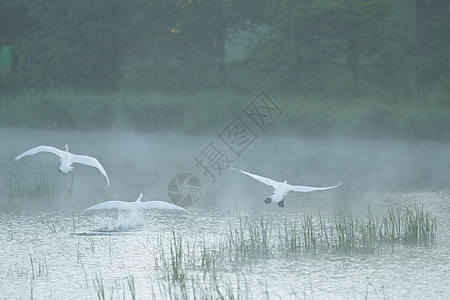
left=0, top=0, right=448, bottom=139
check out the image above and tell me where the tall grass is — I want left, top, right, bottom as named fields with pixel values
left=149, top=205, right=435, bottom=299
left=384, top=205, right=437, bottom=247
left=155, top=271, right=254, bottom=300
left=7, top=254, right=48, bottom=280
left=4, top=168, right=54, bottom=199
left=93, top=272, right=106, bottom=300
left=4, top=168, right=26, bottom=198
left=153, top=205, right=437, bottom=281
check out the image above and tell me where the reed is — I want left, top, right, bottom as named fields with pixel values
left=5, top=168, right=26, bottom=198
left=126, top=274, right=136, bottom=300
left=27, top=254, right=48, bottom=280
left=93, top=272, right=106, bottom=300
left=155, top=205, right=437, bottom=282
left=155, top=271, right=253, bottom=300
left=384, top=204, right=437, bottom=247
left=4, top=168, right=54, bottom=199
left=157, top=231, right=188, bottom=284
left=145, top=204, right=438, bottom=299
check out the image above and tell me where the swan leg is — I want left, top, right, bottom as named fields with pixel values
left=278, top=200, right=285, bottom=208
left=264, top=198, right=271, bottom=204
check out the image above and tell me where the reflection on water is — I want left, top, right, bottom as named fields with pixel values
left=0, top=128, right=449, bottom=298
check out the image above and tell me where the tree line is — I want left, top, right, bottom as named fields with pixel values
left=0, top=0, right=449, bottom=95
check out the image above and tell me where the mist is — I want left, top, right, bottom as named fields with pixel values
left=1, top=1, right=449, bottom=298
left=2, top=127, right=448, bottom=214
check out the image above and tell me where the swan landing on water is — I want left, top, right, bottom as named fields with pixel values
left=14, top=144, right=110, bottom=186
left=231, top=167, right=341, bottom=208
left=84, top=193, right=189, bottom=213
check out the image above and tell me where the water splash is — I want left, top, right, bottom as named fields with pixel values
left=94, top=209, right=143, bottom=232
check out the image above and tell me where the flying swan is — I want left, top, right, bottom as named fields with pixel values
left=14, top=144, right=110, bottom=186
left=231, top=167, right=341, bottom=207
left=84, top=193, right=189, bottom=213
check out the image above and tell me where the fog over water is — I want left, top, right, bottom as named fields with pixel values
left=1, top=127, right=449, bottom=299
left=1, top=127, right=448, bottom=212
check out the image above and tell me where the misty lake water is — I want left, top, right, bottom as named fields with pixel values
left=0, top=127, right=449, bottom=299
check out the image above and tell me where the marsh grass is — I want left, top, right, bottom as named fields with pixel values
left=93, top=272, right=106, bottom=300
left=125, top=274, right=136, bottom=300
left=385, top=205, right=437, bottom=247
left=154, top=205, right=437, bottom=282
left=4, top=168, right=54, bottom=199
left=146, top=204, right=436, bottom=299
left=7, top=254, right=48, bottom=280
left=156, top=271, right=253, bottom=300
left=4, top=168, right=26, bottom=198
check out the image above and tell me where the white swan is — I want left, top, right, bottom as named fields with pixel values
left=14, top=144, right=110, bottom=186
left=231, top=167, right=341, bottom=207
left=84, top=193, right=189, bottom=213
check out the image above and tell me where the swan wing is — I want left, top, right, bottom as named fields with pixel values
left=14, top=146, right=64, bottom=161
left=71, top=154, right=110, bottom=186
left=139, top=201, right=189, bottom=213
left=288, top=182, right=342, bottom=193
left=231, top=167, right=280, bottom=187
left=84, top=201, right=130, bottom=211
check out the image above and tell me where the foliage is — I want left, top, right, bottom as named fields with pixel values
left=0, top=89, right=449, bottom=139
left=243, top=0, right=394, bottom=91
left=0, top=0, right=447, bottom=93
left=3, top=0, right=250, bottom=92
left=14, top=0, right=124, bottom=90
left=416, top=2, right=450, bottom=86
left=0, top=0, right=449, bottom=137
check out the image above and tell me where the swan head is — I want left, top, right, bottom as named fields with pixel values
left=65, top=144, right=69, bottom=152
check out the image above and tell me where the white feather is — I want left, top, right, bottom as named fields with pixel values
left=84, top=193, right=189, bottom=213
left=232, top=167, right=341, bottom=206
left=14, top=144, right=110, bottom=186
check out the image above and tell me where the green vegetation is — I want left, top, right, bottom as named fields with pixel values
left=1, top=89, right=448, bottom=139
left=0, top=1, right=449, bottom=139
left=152, top=205, right=437, bottom=280
left=140, top=204, right=437, bottom=298
left=4, top=167, right=54, bottom=199
left=2, top=204, right=438, bottom=299
left=0, top=90, right=244, bottom=133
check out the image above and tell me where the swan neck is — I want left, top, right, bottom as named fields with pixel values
left=136, top=193, right=143, bottom=202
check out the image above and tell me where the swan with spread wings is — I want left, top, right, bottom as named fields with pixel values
left=14, top=144, right=110, bottom=186
left=84, top=193, right=189, bottom=213
left=231, top=167, right=341, bottom=207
